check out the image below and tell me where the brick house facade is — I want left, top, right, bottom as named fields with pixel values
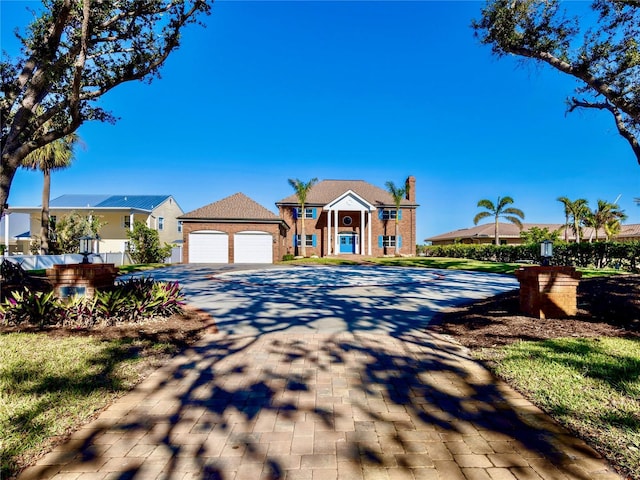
left=276, top=177, right=418, bottom=257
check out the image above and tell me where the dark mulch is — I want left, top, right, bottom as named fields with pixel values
left=430, top=274, right=640, bottom=349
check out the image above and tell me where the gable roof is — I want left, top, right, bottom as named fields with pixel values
left=180, top=192, right=284, bottom=223
left=47, top=194, right=172, bottom=211
left=276, top=180, right=416, bottom=207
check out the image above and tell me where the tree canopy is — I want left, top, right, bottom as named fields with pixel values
left=1, top=0, right=210, bottom=217
left=473, top=0, right=640, bottom=166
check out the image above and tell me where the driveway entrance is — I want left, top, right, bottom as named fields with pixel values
left=21, top=265, right=622, bottom=480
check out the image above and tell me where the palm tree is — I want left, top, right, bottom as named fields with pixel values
left=385, top=180, right=409, bottom=255
left=473, top=196, right=525, bottom=245
left=287, top=177, right=318, bottom=257
left=22, top=133, right=79, bottom=254
left=557, top=196, right=589, bottom=243
left=583, top=199, right=627, bottom=242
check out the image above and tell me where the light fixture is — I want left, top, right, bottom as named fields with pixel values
left=540, top=240, right=553, bottom=266
left=79, top=235, right=94, bottom=264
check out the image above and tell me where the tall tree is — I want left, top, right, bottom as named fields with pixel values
left=1, top=1, right=210, bottom=219
left=473, top=1, right=640, bottom=166
left=288, top=177, right=318, bottom=257
left=21, top=133, right=80, bottom=254
left=385, top=180, right=409, bottom=255
left=557, top=196, right=589, bottom=243
left=583, top=199, right=627, bottom=241
left=473, top=196, right=525, bottom=245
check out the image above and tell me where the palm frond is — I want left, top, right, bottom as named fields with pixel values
left=473, top=211, right=491, bottom=225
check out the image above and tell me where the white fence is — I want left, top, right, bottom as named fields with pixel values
left=4, top=246, right=182, bottom=270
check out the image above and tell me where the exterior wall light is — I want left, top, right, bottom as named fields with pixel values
left=540, top=240, right=553, bottom=266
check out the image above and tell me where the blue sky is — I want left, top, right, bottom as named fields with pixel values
left=3, top=0, right=639, bottom=241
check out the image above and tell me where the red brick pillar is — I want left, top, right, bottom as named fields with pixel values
left=515, top=266, right=582, bottom=319
left=46, top=264, right=118, bottom=298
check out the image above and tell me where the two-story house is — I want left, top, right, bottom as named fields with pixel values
left=7, top=194, right=183, bottom=253
left=276, top=177, right=418, bottom=257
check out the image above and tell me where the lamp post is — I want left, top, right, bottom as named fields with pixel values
left=79, top=235, right=94, bottom=264
left=540, top=240, right=553, bottom=266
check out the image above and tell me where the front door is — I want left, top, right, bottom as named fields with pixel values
left=339, top=234, right=357, bottom=253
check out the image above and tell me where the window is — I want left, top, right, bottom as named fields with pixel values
left=342, top=216, right=352, bottom=226
left=378, top=235, right=402, bottom=248
left=158, top=217, right=164, bottom=231
left=293, top=207, right=317, bottom=219
left=294, top=234, right=316, bottom=247
left=177, top=221, right=183, bottom=233
left=123, top=216, right=131, bottom=229
left=380, top=209, right=401, bottom=220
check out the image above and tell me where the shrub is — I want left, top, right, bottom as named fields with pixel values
left=282, top=254, right=295, bottom=261
left=423, top=241, right=640, bottom=272
left=127, top=221, right=173, bottom=264
left=0, top=278, right=185, bottom=328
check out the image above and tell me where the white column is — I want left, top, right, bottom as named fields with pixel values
left=368, top=210, right=372, bottom=255
left=334, top=208, right=339, bottom=254
left=327, top=208, right=332, bottom=256
left=4, top=214, right=9, bottom=254
left=130, top=213, right=134, bottom=231
left=360, top=210, right=365, bottom=256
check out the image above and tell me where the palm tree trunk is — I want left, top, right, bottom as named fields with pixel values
left=300, top=205, right=306, bottom=257
left=395, top=217, right=400, bottom=255
left=40, top=170, right=51, bottom=254
left=564, top=213, right=569, bottom=242
left=494, top=217, right=499, bottom=245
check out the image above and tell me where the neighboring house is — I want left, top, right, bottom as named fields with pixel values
left=179, top=192, right=290, bottom=264
left=0, top=213, right=31, bottom=254
left=426, top=222, right=640, bottom=245
left=8, top=194, right=183, bottom=253
left=276, top=177, right=418, bottom=257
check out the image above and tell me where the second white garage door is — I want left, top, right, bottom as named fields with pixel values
left=188, top=231, right=229, bottom=263
left=234, top=231, right=273, bottom=264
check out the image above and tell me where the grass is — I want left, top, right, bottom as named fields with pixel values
left=478, top=337, right=640, bottom=480
left=0, top=332, right=177, bottom=478
left=279, top=257, right=361, bottom=266
left=117, top=263, right=169, bottom=274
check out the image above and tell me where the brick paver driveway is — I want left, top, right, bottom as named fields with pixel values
left=20, top=265, right=622, bottom=480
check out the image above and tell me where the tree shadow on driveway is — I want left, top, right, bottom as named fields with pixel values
left=20, top=266, right=618, bottom=480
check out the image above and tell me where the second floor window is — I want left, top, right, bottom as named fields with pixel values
left=122, top=216, right=131, bottom=229
left=293, top=207, right=316, bottom=219
left=380, top=209, right=401, bottom=220
left=158, top=217, right=164, bottom=231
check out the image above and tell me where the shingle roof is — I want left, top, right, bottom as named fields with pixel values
left=426, top=222, right=640, bottom=242
left=49, top=194, right=171, bottom=211
left=426, top=223, right=571, bottom=241
left=619, top=224, right=640, bottom=238
left=180, top=193, right=281, bottom=221
left=276, top=180, right=416, bottom=207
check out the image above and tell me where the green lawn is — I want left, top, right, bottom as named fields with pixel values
left=478, top=337, right=640, bottom=480
left=369, top=256, right=632, bottom=278
left=0, top=333, right=177, bottom=478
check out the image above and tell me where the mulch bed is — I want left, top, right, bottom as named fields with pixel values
left=430, top=274, right=640, bottom=349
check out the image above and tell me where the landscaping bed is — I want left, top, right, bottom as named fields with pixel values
left=431, top=274, right=640, bottom=348
left=431, top=274, right=640, bottom=480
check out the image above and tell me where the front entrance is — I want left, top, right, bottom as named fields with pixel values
left=339, top=233, right=358, bottom=254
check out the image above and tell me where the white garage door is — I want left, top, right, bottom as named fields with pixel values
left=188, top=231, right=229, bottom=263
left=234, top=231, right=273, bottom=264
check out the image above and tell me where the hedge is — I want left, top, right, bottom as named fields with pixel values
left=423, top=241, right=640, bottom=272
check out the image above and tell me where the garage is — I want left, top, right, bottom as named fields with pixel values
left=234, top=231, right=273, bottom=264
left=188, top=230, right=229, bottom=263
left=180, top=193, right=289, bottom=264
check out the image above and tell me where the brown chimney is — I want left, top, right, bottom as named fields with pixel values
left=405, top=176, right=416, bottom=203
